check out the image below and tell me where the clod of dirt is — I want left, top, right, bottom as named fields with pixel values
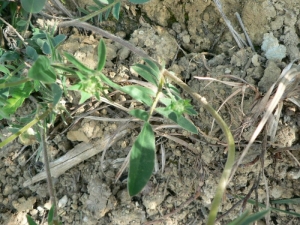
left=83, top=177, right=114, bottom=220
left=130, top=26, right=178, bottom=64
left=59, top=29, right=120, bottom=69
left=67, top=119, right=118, bottom=143
left=261, top=33, right=286, bottom=61
left=258, top=60, right=281, bottom=92
left=242, top=0, right=276, bottom=45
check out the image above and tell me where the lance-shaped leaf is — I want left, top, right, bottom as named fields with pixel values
left=131, top=64, right=158, bottom=86
left=64, top=52, right=93, bottom=75
left=128, top=122, right=155, bottom=196
left=155, top=107, right=198, bottom=134
left=97, top=39, right=106, bottom=71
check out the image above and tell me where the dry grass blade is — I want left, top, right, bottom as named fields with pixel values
left=115, top=149, right=130, bottom=182
left=156, top=131, right=199, bottom=154
left=194, top=76, right=254, bottom=132
left=213, top=0, right=247, bottom=49
left=128, top=79, right=158, bottom=92
left=194, top=76, right=246, bottom=88
left=267, top=101, right=283, bottom=142
left=229, top=62, right=300, bottom=182
left=160, top=144, right=166, bottom=173
left=286, top=150, right=300, bottom=167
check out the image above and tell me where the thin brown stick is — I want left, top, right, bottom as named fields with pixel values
left=50, top=0, right=73, bottom=18
left=40, top=122, right=58, bottom=224
left=58, top=20, right=155, bottom=62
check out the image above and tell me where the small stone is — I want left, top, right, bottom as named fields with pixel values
left=3, top=184, right=13, bottom=196
left=251, top=54, right=260, bottom=67
left=58, top=195, right=68, bottom=208
left=182, top=35, right=190, bottom=44
left=287, top=168, right=300, bottom=179
left=225, top=68, right=231, bottom=74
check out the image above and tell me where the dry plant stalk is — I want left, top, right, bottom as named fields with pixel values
left=24, top=127, right=128, bottom=187
left=229, top=61, right=300, bottom=182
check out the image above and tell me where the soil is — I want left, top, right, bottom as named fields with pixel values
left=1, top=0, right=300, bottom=224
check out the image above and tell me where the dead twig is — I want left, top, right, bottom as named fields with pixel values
left=40, top=122, right=58, bottom=224
left=234, top=12, right=255, bottom=52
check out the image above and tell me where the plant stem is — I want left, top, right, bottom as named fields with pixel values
left=0, top=77, right=31, bottom=88
left=147, top=72, right=164, bottom=122
left=78, top=0, right=120, bottom=22
left=22, top=12, right=32, bottom=39
left=40, top=120, right=59, bottom=224
left=50, top=0, right=73, bottom=18
left=163, top=70, right=235, bottom=225
left=0, top=106, right=53, bottom=148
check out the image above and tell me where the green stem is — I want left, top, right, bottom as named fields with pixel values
left=0, top=106, right=53, bottom=148
left=163, top=70, right=235, bottom=225
left=78, top=0, right=120, bottom=22
left=0, top=77, right=31, bottom=88
left=147, top=72, right=164, bottom=122
left=11, top=63, right=26, bottom=77
left=22, top=12, right=32, bottom=40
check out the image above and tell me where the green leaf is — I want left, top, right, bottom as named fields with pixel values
left=165, top=82, right=181, bottom=97
left=242, top=209, right=270, bottom=225
left=104, top=7, right=111, bottom=20
left=100, top=73, right=122, bottom=90
left=185, top=106, right=197, bottom=115
left=122, top=85, right=155, bottom=106
left=155, top=107, right=198, bottom=134
left=100, top=73, right=155, bottom=106
left=0, top=51, right=20, bottom=62
left=68, top=84, right=82, bottom=91
left=16, top=19, right=28, bottom=27
left=42, top=42, right=51, bottom=55
left=227, top=210, right=250, bottom=225
left=129, top=109, right=149, bottom=121
left=0, top=65, right=10, bottom=75
left=51, top=83, right=62, bottom=105
left=28, top=56, right=56, bottom=83
left=53, top=34, right=66, bottom=47
left=26, top=215, right=38, bottom=225
left=271, top=198, right=300, bottom=205
left=128, top=122, right=155, bottom=196
left=112, top=2, right=121, bottom=20
left=237, top=195, right=300, bottom=217
left=131, top=64, right=158, bottom=86
left=129, top=0, right=150, bottom=3
left=0, top=86, right=9, bottom=106
left=26, top=46, right=38, bottom=61
left=64, top=52, right=93, bottom=74
left=48, top=205, right=55, bottom=224
left=21, top=0, right=46, bottom=13
left=97, top=39, right=106, bottom=71
left=228, top=209, right=270, bottom=225
left=159, top=97, right=172, bottom=106
left=0, top=81, right=33, bottom=119
left=143, top=58, right=160, bottom=75
left=79, top=91, right=92, bottom=104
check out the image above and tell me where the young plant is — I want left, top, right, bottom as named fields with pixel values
left=27, top=205, right=61, bottom=225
